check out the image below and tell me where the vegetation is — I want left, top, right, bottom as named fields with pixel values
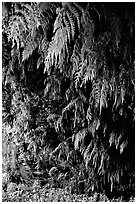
left=2, top=2, right=135, bottom=202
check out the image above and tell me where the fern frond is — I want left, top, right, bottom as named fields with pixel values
left=86, top=104, right=93, bottom=124
left=82, top=65, right=97, bottom=86
left=98, top=152, right=109, bottom=175
left=37, top=2, right=56, bottom=35
left=67, top=2, right=81, bottom=31
left=7, top=2, right=57, bottom=63
left=62, top=97, right=79, bottom=116
left=92, top=79, right=101, bottom=109
left=71, top=37, right=82, bottom=75
left=115, top=132, right=123, bottom=150
left=120, top=140, right=128, bottom=154
left=88, top=118, right=100, bottom=136
left=73, top=128, right=88, bottom=153
left=9, top=14, right=28, bottom=49
left=55, top=116, right=63, bottom=132
left=74, top=60, right=87, bottom=90
left=22, top=33, right=37, bottom=61
left=83, top=141, right=94, bottom=168
left=74, top=97, right=86, bottom=128
left=49, top=142, right=63, bottom=158
left=99, top=79, right=109, bottom=114
left=44, top=9, right=69, bottom=74
left=13, top=3, right=40, bottom=30
left=38, top=2, right=57, bottom=17
left=58, top=142, right=70, bottom=162
left=109, top=132, right=115, bottom=147
left=71, top=53, right=81, bottom=75
left=53, top=8, right=62, bottom=33
left=40, top=36, right=49, bottom=54
left=92, top=148, right=99, bottom=169
left=44, top=4, right=81, bottom=75
left=66, top=10, right=76, bottom=40
left=62, top=12, right=71, bottom=43
left=37, top=55, right=43, bottom=69
left=49, top=141, right=70, bottom=165
left=65, top=86, right=74, bottom=102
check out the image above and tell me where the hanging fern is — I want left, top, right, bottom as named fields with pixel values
left=72, top=128, right=88, bottom=154
left=65, top=2, right=81, bottom=31
left=2, top=2, right=135, bottom=199
left=22, top=32, right=38, bottom=61
left=65, top=10, right=76, bottom=41
left=44, top=3, right=83, bottom=76
left=68, top=3, right=134, bottom=194
left=44, top=7, right=76, bottom=75
left=70, top=36, right=82, bottom=75
left=6, top=2, right=58, bottom=65
left=44, top=11, right=68, bottom=74
left=62, top=12, right=71, bottom=44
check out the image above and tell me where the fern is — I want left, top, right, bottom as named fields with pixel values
left=6, top=2, right=58, bottom=65
left=67, top=3, right=81, bottom=31
left=110, top=14, right=121, bottom=49
left=82, top=51, right=98, bottom=87
left=83, top=141, right=94, bottom=168
left=44, top=3, right=82, bottom=76
left=91, top=79, right=101, bottom=109
left=74, top=63, right=83, bottom=90
left=44, top=6, right=79, bottom=75
left=70, top=37, right=82, bottom=75
left=44, top=9, right=68, bottom=74
left=62, top=97, right=79, bottom=115
left=56, top=116, right=64, bottom=133
left=3, top=2, right=135, bottom=198
left=73, top=128, right=88, bottom=154
left=49, top=140, right=71, bottom=167
left=65, top=84, right=75, bottom=102
left=119, top=140, right=128, bottom=154
left=62, top=12, right=71, bottom=43
left=99, top=79, right=109, bottom=114
left=74, top=97, right=86, bottom=128
left=63, top=2, right=82, bottom=33
left=66, top=10, right=76, bottom=40
left=22, top=32, right=38, bottom=61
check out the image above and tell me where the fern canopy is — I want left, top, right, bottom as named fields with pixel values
left=2, top=2, right=134, bottom=199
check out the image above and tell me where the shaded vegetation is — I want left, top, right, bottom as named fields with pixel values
left=2, top=2, right=135, bottom=201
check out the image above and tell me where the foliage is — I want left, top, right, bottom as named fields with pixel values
left=2, top=182, right=135, bottom=202
left=2, top=2, right=135, bottom=201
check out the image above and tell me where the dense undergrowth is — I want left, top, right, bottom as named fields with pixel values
left=2, top=2, right=135, bottom=201
left=2, top=179, right=135, bottom=202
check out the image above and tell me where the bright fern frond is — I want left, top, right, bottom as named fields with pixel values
left=66, top=10, right=76, bottom=40
left=73, top=128, right=88, bottom=154
left=62, top=12, right=71, bottom=43
left=67, top=2, right=81, bottom=31
left=44, top=6, right=79, bottom=75
left=7, top=2, right=57, bottom=63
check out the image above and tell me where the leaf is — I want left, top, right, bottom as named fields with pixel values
left=120, top=140, right=128, bottom=154
left=62, top=97, right=79, bottom=115
left=74, top=128, right=88, bottom=152
left=62, top=12, right=71, bottom=43
left=66, top=10, right=76, bottom=40
left=67, top=2, right=81, bottom=31
left=109, top=132, right=115, bottom=147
